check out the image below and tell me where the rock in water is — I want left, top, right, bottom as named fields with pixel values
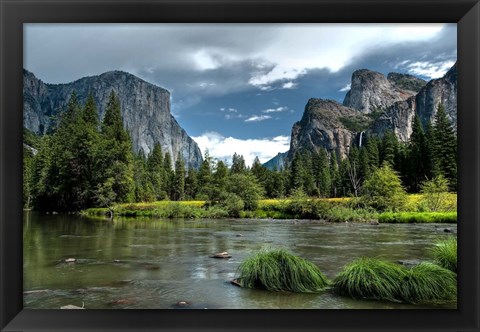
left=61, top=304, right=84, bottom=309
left=23, top=69, right=203, bottom=169
left=211, top=252, right=232, bottom=259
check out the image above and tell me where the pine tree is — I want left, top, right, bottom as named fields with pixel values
left=133, top=152, right=155, bottom=202
left=185, top=168, right=199, bottom=199
left=301, top=152, right=316, bottom=196
left=197, top=150, right=213, bottom=198
left=251, top=156, right=268, bottom=186
left=163, top=152, right=174, bottom=199
left=380, top=130, right=398, bottom=166
left=231, top=152, right=246, bottom=174
left=173, top=153, right=185, bottom=201
left=316, top=149, right=332, bottom=198
left=290, top=152, right=304, bottom=192
left=365, top=137, right=380, bottom=169
left=432, top=104, right=457, bottom=190
left=424, top=122, right=437, bottom=180
left=96, top=90, right=135, bottom=205
left=147, top=143, right=166, bottom=200
left=82, top=93, right=99, bottom=126
left=407, top=114, right=427, bottom=192
left=330, top=151, right=340, bottom=197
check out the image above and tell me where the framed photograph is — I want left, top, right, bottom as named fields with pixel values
left=1, top=0, right=479, bottom=331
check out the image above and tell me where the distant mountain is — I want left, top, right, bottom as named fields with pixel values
left=263, top=63, right=457, bottom=166
left=23, top=70, right=203, bottom=169
left=263, top=151, right=288, bottom=171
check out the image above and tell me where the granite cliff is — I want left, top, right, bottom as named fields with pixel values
left=23, top=70, right=203, bottom=169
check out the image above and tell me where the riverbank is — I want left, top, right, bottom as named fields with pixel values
left=82, top=194, right=457, bottom=223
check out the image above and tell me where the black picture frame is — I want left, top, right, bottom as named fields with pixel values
left=1, top=0, right=479, bottom=331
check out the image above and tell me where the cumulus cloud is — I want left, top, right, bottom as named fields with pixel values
left=244, top=115, right=272, bottom=122
left=406, top=60, right=456, bottom=79
left=281, top=81, right=298, bottom=89
left=192, top=132, right=290, bottom=166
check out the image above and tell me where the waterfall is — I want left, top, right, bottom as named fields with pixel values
left=359, top=131, right=364, bottom=148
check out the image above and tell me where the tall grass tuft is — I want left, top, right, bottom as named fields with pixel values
left=401, top=262, right=457, bottom=304
left=236, top=248, right=329, bottom=293
left=431, top=237, right=457, bottom=273
left=333, top=257, right=407, bottom=302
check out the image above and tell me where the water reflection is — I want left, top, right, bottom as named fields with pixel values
left=23, top=212, right=456, bottom=309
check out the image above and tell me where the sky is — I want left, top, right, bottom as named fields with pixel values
left=24, top=23, right=457, bottom=166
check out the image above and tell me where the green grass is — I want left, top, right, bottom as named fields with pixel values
left=333, top=257, right=457, bottom=304
left=431, top=237, right=457, bottom=273
left=378, top=212, right=457, bottom=223
left=333, top=257, right=407, bottom=302
left=236, top=248, right=329, bottom=293
left=401, top=263, right=457, bottom=304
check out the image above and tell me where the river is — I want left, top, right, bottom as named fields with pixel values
left=23, top=212, right=457, bottom=309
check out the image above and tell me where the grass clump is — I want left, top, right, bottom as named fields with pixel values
left=236, top=248, right=329, bottom=293
left=431, top=237, right=457, bottom=273
left=401, top=263, right=457, bottom=304
left=333, top=257, right=407, bottom=302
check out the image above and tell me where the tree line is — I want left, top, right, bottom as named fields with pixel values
left=23, top=91, right=457, bottom=212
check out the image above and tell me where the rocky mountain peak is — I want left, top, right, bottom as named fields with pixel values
left=343, top=69, right=416, bottom=114
left=288, top=98, right=370, bottom=160
left=414, top=61, right=457, bottom=129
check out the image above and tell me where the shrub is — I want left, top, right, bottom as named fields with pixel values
left=360, top=163, right=407, bottom=212
left=419, top=175, right=452, bottom=212
left=431, top=237, right=457, bottom=273
left=401, top=263, right=457, bottom=304
left=228, top=173, right=264, bottom=211
left=217, top=192, right=244, bottom=217
left=236, top=248, right=329, bottom=293
left=333, top=257, right=407, bottom=302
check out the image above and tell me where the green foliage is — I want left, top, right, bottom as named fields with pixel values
left=217, top=192, right=245, bottom=217
left=237, top=248, right=329, bottom=293
left=228, top=173, right=264, bottom=210
left=133, top=153, right=155, bottom=203
left=147, top=144, right=167, bottom=200
left=419, top=175, right=451, bottom=212
left=406, top=114, right=428, bottom=192
left=361, top=163, right=407, bottom=211
left=431, top=104, right=457, bottom=191
left=431, top=237, right=457, bottom=273
left=333, top=257, right=407, bottom=302
left=173, top=153, right=186, bottom=201
left=98, top=91, right=135, bottom=204
left=380, top=130, right=399, bottom=166
left=231, top=152, right=247, bottom=174
left=378, top=211, right=456, bottom=223
left=401, top=263, right=457, bottom=304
